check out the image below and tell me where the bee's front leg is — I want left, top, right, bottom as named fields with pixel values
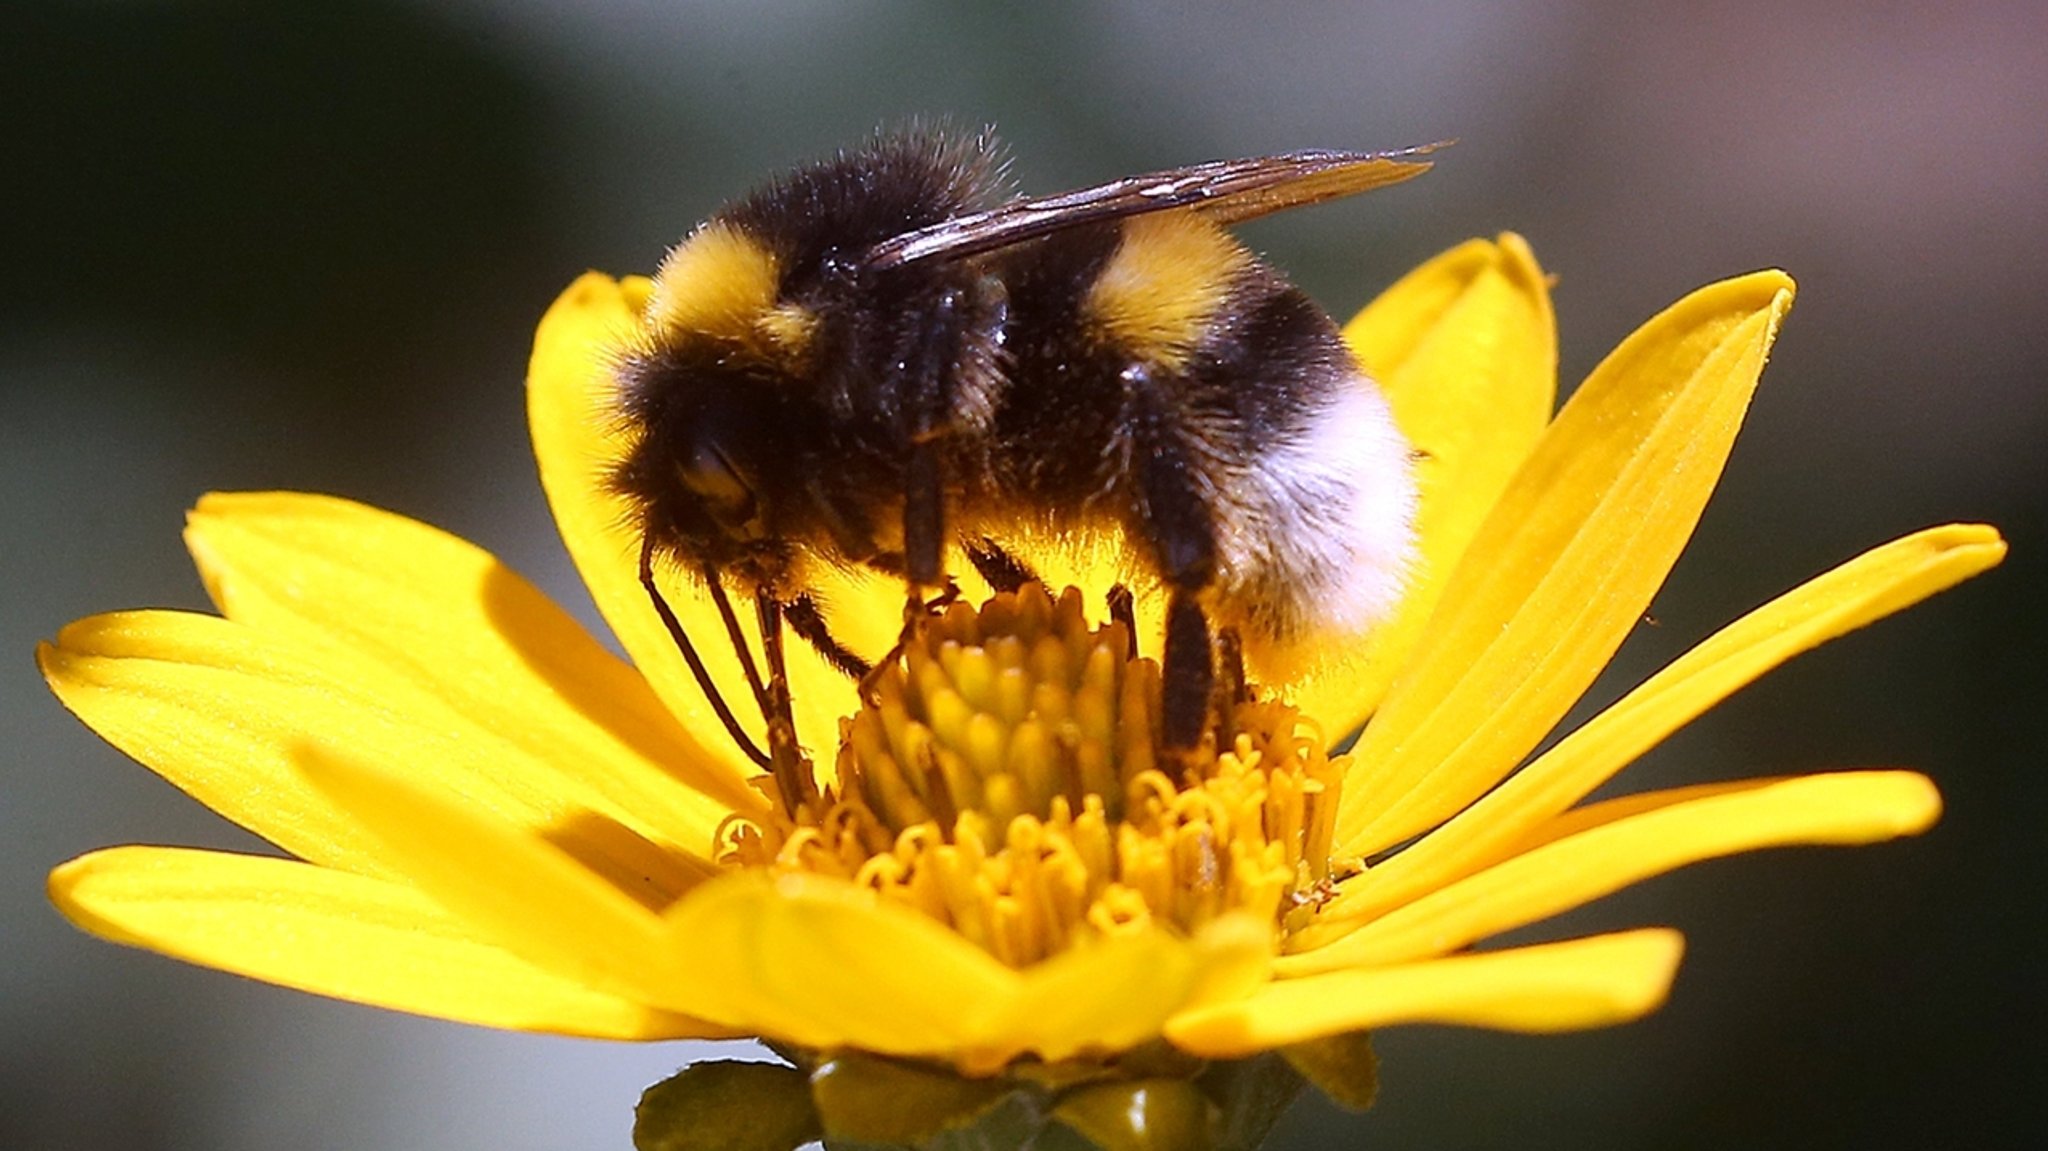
left=753, top=590, right=814, bottom=811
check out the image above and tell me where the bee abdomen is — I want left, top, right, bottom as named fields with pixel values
left=1096, top=217, right=1417, bottom=649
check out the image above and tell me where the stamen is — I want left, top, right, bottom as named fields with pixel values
left=723, top=583, right=1350, bottom=967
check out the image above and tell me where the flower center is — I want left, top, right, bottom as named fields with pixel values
left=720, top=584, right=1350, bottom=967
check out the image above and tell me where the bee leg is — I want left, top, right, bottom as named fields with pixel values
left=855, top=578, right=965, bottom=706
left=783, top=594, right=872, bottom=680
left=1128, top=392, right=1221, bottom=752
left=1213, top=626, right=1249, bottom=746
left=1216, top=626, right=1249, bottom=704
left=1161, top=593, right=1216, bottom=753
left=895, top=579, right=963, bottom=647
left=636, top=539, right=768, bottom=768
left=924, top=578, right=965, bottom=614
left=903, top=441, right=946, bottom=589
left=964, top=536, right=1040, bottom=595
left=753, top=589, right=814, bottom=812
left=1106, top=583, right=1138, bottom=659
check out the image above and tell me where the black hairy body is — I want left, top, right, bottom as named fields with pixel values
left=611, top=130, right=1427, bottom=759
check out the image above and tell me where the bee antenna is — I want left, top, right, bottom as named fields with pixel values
left=637, top=538, right=770, bottom=768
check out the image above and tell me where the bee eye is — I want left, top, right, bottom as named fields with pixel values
left=678, top=446, right=759, bottom=531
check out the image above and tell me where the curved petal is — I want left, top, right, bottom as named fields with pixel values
left=1339, top=271, right=1797, bottom=857
left=1286, top=771, right=1937, bottom=974
left=1303, top=523, right=2002, bottom=936
left=40, top=613, right=441, bottom=878
left=527, top=274, right=894, bottom=779
left=1288, top=234, right=1557, bottom=731
left=654, top=870, right=1022, bottom=1066
left=49, top=846, right=729, bottom=1041
left=187, top=491, right=760, bottom=829
left=294, top=739, right=710, bottom=1021
left=971, top=912, right=1273, bottom=1070
left=39, top=611, right=713, bottom=893
left=1166, top=929, right=1683, bottom=1056
left=653, top=873, right=1270, bottom=1074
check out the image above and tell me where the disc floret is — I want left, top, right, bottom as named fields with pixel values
left=722, top=584, right=1352, bottom=967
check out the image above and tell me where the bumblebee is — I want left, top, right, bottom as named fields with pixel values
left=610, top=130, right=1428, bottom=790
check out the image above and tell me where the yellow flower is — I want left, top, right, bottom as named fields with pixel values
left=43, top=236, right=2001, bottom=1082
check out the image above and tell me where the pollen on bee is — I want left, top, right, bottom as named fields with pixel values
left=718, top=582, right=1353, bottom=967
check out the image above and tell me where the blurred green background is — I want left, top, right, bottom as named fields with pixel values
left=5, top=3, right=2042, bottom=1148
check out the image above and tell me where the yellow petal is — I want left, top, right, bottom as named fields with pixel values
left=527, top=274, right=891, bottom=777
left=39, top=610, right=711, bottom=895
left=1287, top=771, right=1937, bottom=975
left=49, top=846, right=729, bottom=1041
left=649, top=874, right=1268, bottom=1073
left=971, top=912, right=1273, bottom=1068
left=40, top=612, right=433, bottom=877
left=1166, top=929, right=1683, bottom=1056
left=1510, top=768, right=1935, bottom=849
left=1306, top=523, right=2004, bottom=936
left=1339, top=271, right=1797, bottom=857
left=653, top=870, right=1022, bottom=1066
left=293, top=738, right=711, bottom=1021
left=186, top=491, right=760, bottom=830
left=1290, top=235, right=1557, bottom=731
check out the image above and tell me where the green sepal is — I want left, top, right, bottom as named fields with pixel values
left=1050, top=1078, right=1211, bottom=1151
left=811, top=1052, right=1025, bottom=1148
left=1279, top=1030, right=1380, bottom=1111
left=1194, top=1053, right=1308, bottom=1150
left=634, top=1060, right=822, bottom=1151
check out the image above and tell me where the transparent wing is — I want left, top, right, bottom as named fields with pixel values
left=864, top=144, right=1443, bottom=270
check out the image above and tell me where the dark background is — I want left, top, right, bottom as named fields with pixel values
left=5, top=4, right=2042, bottom=1149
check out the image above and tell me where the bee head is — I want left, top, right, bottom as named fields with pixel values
left=610, top=133, right=1011, bottom=585
left=610, top=222, right=824, bottom=583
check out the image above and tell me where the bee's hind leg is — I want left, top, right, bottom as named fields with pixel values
left=1161, top=592, right=1217, bottom=753
left=1215, top=626, right=1249, bottom=706
left=1127, top=385, right=1222, bottom=755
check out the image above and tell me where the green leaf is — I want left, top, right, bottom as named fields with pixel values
left=1280, top=1031, right=1380, bottom=1111
left=634, top=1060, right=822, bottom=1151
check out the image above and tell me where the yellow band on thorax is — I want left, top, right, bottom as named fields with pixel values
left=1085, top=212, right=1252, bottom=370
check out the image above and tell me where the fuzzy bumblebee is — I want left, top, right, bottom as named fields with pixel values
left=610, top=129, right=1430, bottom=765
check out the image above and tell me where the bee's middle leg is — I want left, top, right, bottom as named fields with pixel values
left=853, top=440, right=958, bottom=703
left=903, top=441, right=945, bottom=590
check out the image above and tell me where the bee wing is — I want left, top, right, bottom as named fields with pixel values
left=865, top=144, right=1442, bottom=270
